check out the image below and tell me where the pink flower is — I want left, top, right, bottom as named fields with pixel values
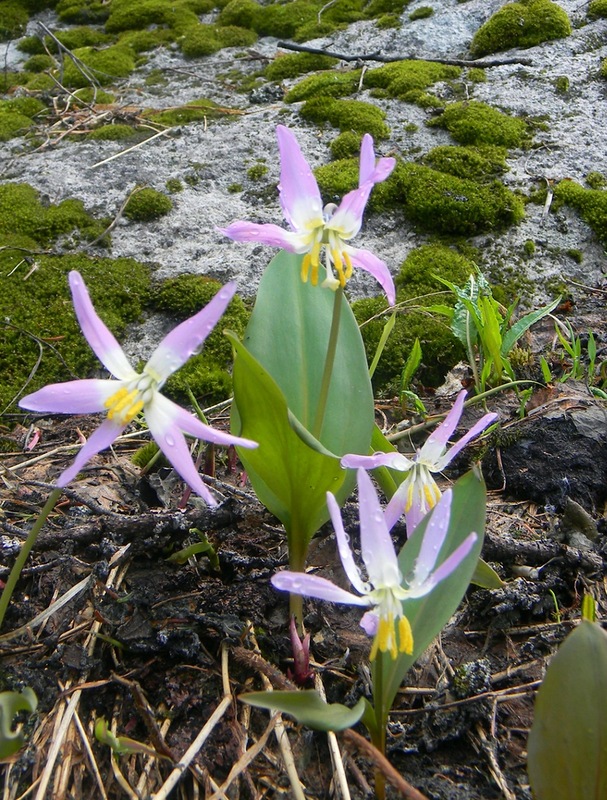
left=342, top=391, right=496, bottom=532
left=272, top=469, right=477, bottom=659
left=19, top=271, right=257, bottom=505
left=221, top=125, right=396, bottom=304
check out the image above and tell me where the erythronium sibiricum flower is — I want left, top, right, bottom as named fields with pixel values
left=220, top=125, right=397, bottom=305
left=342, top=390, right=497, bottom=532
left=271, top=469, right=477, bottom=660
left=19, top=271, right=257, bottom=506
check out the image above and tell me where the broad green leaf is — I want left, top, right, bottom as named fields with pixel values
left=501, top=295, right=561, bottom=356
left=0, top=687, right=37, bottom=759
left=229, top=334, right=348, bottom=566
left=374, top=470, right=486, bottom=716
left=471, top=558, right=504, bottom=589
left=240, top=691, right=368, bottom=732
left=240, top=250, right=374, bottom=456
left=527, top=620, right=607, bottom=800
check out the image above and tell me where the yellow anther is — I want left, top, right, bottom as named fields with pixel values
left=332, top=249, right=347, bottom=288
left=405, top=478, right=415, bottom=512
left=309, top=240, right=321, bottom=285
left=301, top=253, right=311, bottom=283
left=370, top=615, right=399, bottom=660
left=104, top=386, right=143, bottom=424
left=423, top=482, right=439, bottom=510
left=343, top=250, right=353, bottom=281
left=398, top=616, right=413, bottom=655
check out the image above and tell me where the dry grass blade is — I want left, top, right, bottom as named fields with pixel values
left=314, top=673, right=351, bottom=800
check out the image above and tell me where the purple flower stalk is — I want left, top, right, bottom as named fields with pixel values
left=272, top=469, right=477, bottom=660
left=220, top=125, right=396, bottom=304
left=342, top=391, right=497, bottom=532
left=19, top=271, right=257, bottom=505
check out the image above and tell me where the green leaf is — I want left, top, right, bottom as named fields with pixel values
left=400, top=337, right=422, bottom=390
left=500, top=296, right=561, bottom=356
left=229, top=334, right=348, bottom=566
left=239, top=250, right=374, bottom=456
left=369, top=310, right=396, bottom=379
left=0, top=687, right=37, bottom=760
left=374, top=470, right=486, bottom=716
left=527, top=620, right=607, bottom=800
left=240, top=691, right=368, bottom=732
left=471, top=558, right=504, bottom=589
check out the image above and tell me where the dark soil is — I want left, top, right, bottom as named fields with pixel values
left=2, top=379, right=607, bottom=800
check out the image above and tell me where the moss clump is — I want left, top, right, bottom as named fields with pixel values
left=554, top=75, right=569, bottom=95
left=428, top=101, right=530, bottom=148
left=467, top=67, right=487, bottom=83
left=601, top=58, right=607, bottom=79
left=553, top=180, right=607, bottom=246
left=265, top=52, right=339, bottom=82
left=166, top=178, right=183, bottom=193
left=23, top=54, right=56, bottom=73
left=0, top=1, right=29, bottom=41
left=0, top=97, right=46, bottom=142
left=353, top=245, right=474, bottom=390
left=72, top=87, right=115, bottom=105
left=396, top=163, right=525, bottom=235
left=87, top=123, right=139, bottom=140
left=589, top=0, right=607, bottom=17
left=61, top=45, right=136, bottom=87
left=123, top=189, right=173, bottom=222
left=423, top=144, right=508, bottom=181
left=523, top=239, right=535, bottom=257
left=330, top=131, right=363, bottom=159
left=470, top=0, right=571, bottom=58
left=300, top=97, right=389, bottom=139
left=0, top=254, right=151, bottom=412
left=104, top=0, right=213, bottom=33
left=285, top=69, right=362, bottom=102
left=56, top=0, right=111, bottom=24
left=247, top=163, right=268, bottom=180
left=586, top=171, right=606, bottom=189
left=409, top=6, right=433, bottom=19
left=180, top=23, right=258, bottom=57
left=376, top=13, right=401, bottom=28
left=154, top=274, right=250, bottom=403
left=145, top=98, right=223, bottom=126
left=364, top=59, right=461, bottom=99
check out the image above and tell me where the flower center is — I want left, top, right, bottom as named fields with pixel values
left=104, top=372, right=157, bottom=425
left=368, top=586, right=414, bottom=660
left=299, top=205, right=354, bottom=292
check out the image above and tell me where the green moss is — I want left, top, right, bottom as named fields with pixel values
left=228, top=183, right=243, bottom=193
left=23, top=54, right=55, bottom=73
left=586, top=171, right=606, bottom=189
left=154, top=274, right=250, bottom=403
left=0, top=97, right=46, bottom=142
left=554, top=75, right=569, bottom=95
left=0, top=1, right=29, bottom=41
left=423, top=144, right=508, bottom=181
left=588, top=0, right=607, bottom=18
left=553, top=180, right=607, bottom=246
left=87, top=123, right=139, bottom=140
left=165, top=178, right=184, bottom=193
left=395, top=162, right=525, bottom=235
left=285, top=69, right=362, bottom=102
left=470, top=0, right=571, bottom=58
left=72, top=87, right=116, bottom=105
left=353, top=245, right=474, bottom=390
left=601, top=58, right=607, bottom=79
left=217, top=25, right=258, bottom=46
left=330, top=131, right=363, bottom=159
left=300, top=97, right=389, bottom=138
left=264, top=52, right=339, bottom=81
left=566, top=248, right=583, bottom=263
left=117, top=28, right=174, bottom=52
left=523, top=239, right=535, bottom=257
left=364, top=59, right=461, bottom=99
left=123, top=188, right=173, bottom=222
left=146, top=98, right=224, bottom=126
left=62, top=45, right=136, bottom=87
left=105, top=0, right=213, bottom=33
left=409, top=6, right=433, bottom=20
left=56, top=0, right=111, bottom=24
left=0, top=254, right=151, bottom=412
left=427, top=101, right=530, bottom=148
left=376, top=13, right=401, bottom=28
left=217, top=0, right=260, bottom=30
left=247, top=163, right=268, bottom=180
left=0, top=71, right=27, bottom=93
left=466, top=67, right=487, bottom=83
left=180, top=24, right=222, bottom=57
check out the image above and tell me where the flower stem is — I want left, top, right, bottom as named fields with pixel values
left=0, top=487, right=63, bottom=631
left=311, top=287, right=343, bottom=441
left=372, top=654, right=388, bottom=800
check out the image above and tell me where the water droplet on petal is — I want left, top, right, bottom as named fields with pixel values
left=165, top=434, right=175, bottom=447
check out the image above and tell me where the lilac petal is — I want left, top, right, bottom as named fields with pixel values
left=341, top=451, right=412, bottom=471
left=146, top=282, right=236, bottom=384
left=357, top=469, right=401, bottom=588
left=145, top=398, right=218, bottom=505
left=276, top=125, right=323, bottom=231
left=326, top=491, right=366, bottom=594
left=413, top=489, right=452, bottom=584
left=421, top=390, right=467, bottom=463
left=358, top=134, right=375, bottom=185
left=384, top=476, right=412, bottom=530
left=409, top=532, right=478, bottom=598
left=19, top=379, right=116, bottom=414
left=220, top=221, right=299, bottom=250
left=150, top=393, right=257, bottom=449
left=271, top=571, right=370, bottom=607
left=57, top=417, right=125, bottom=486
left=434, top=411, right=497, bottom=470
left=69, top=272, right=137, bottom=381
left=404, top=492, right=428, bottom=534
left=329, top=184, right=374, bottom=239
left=360, top=610, right=379, bottom=636
left=347, top=248, right=396, bottom=306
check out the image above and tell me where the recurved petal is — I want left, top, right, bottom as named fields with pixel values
left=148, top=393, right=257, bottom=449
left=434, top=410, right=498, bottom=469
left=271, top=571, right=370, bottom=607
left=326, top=491, right=367, bottom=594
left=145, top=399, right=218, bottom=505
left=276, top=125, right=323, bottom=230
left=421, top=390, right=467, bottom=464
left=341, top=451, right=413, bottom=471
left=358, top=134, right=375, bottom=185
left=57, top=416, right=125, bottom=487
left=19, top=379, right=117, bottom=414
left=347, top=248, right=396, bottom=306
left=413, top=489, right=452, bottom=585
left=409, top=532, right=478, bottom=598
left=146, top=282, right=237, bottom=384
left=69, top=271, right=137, bottom=381
left=220, top=220, right=299, bottom=249
left=357, top=469, right=401, bottom=589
